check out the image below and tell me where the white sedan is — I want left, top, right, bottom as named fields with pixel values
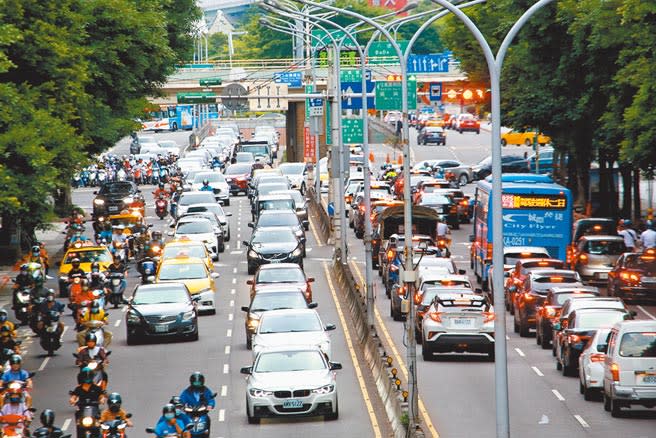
left=241, top=345, right=341, bottom=423
left=578, top=327, right=610, bottom=400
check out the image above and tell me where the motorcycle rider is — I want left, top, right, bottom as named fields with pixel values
left=30, top=272, right=51, bottom=301
left=69, top=367, right=106, bottom=427
left=97, top=221, right=113, bottom=245
left=99, top=392, right=133, bottom=426
left=0, top=327, right=20, bottom=355
left=152, top=182, right=170, bottom=200
left=179, top=372, right=215, bottom=430
left=111, top=226, right=129, bottom=260
left=199, top=179, right=213, bottom=192
left=146, top=231, right=164, bottom=258
left=35, top=291, right=65, bottom=334
left=154, top=404, right=189, bottom=438
left=0, top=385, right=33, bottom=427
left=106, top=256, right=127, bottom=295
left=167, top=396, right=191, bottom=428
left=36, top=242, right=50, bottom=276
left=0, top=310, right=17, bottom=339
left=32, top=409, right=66, bottom=438
left=77, top=302, right=112, bottom=347
left=1, top=355, right=32, bottom=407
left=66, top=258, right=87, bottom=296
left=87, top=262, right=107, bottom=290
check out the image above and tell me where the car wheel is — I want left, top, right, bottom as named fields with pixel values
left=325, top=398, right=339, bottom=421
left=126, top=332, right=139, bottom=346
left=488, top=350, right=495, bottom=362
left=219, top=243, right=225, bottom=253
left=603, top=393, right=611, bottom=412
left=519, top=316, right=530, bottom=338
left=536, top=328, right=542, bottom=345
left=610, top=398, right=623, bottom=417
left=247, top=265, right=255, bottom=275
left=458, top=174, right=469, bottom=186
left=501, top=139, right=507, bottom=146
left=541, top=331, right=551, bottom=350
left=188, top=326, right=199, bottom=341
left=422, top=344, right=433, bottom=361
left=300, top=183, right=306, bottom=195
left=225, top=230, right=231, bottom=242
left=476, top=130, right=480, bottom=135
left=355, top=230, right=363, bottom=239
left=513, top=313, right=519, bottom=333
left=224, top=199, right=230, bottom=206
left=415, top=327, right=422, bottom=344
left=556, top=357, right=562, bottom=370
left=583, top=385, right=596, bottom=401
left=246, top=334, right=252, bottom=350
left=247, top=399, right=260, bottom=424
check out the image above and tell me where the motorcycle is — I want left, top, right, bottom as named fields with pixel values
left=146, top=424, right=193, bottom=438
left=100, top=415, right=131, bottom=438
left=13, top=287, right=31, bottom=326
left=77, top=320, right=109, bottom=348
left=0, top=346, right=21, bottom=373
left=116, top=168, right=127, bottom=182
left=183, top=394, right=217, bottom=438
left=155, top=197, right=168, bottom=220
left=40, top=311, right=63, bottom=356
left=139, top=258, right=157, bottom=284
left=28, top=296, right=46, bottom=335
left=0, top=409, right=36, bottom=438
left=73, top=404, right=100, bottom=438
left=111, top=241, right=128, bottom=263
left=107, top=273, right=125, bottom=309
left=74, top=353, right=110, bottom=390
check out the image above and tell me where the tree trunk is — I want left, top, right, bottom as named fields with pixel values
left=53, top=186, right=73, bottom=218
left=620, top=164, right=632, bottom=218
left=633, top=167, right=641, bottom=223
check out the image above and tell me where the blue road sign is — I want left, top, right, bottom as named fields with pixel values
left=340, top=70, right=374, bottom=110
left=274, top=71, right=303, bottom=88
left=429, top=83, right=442, bottom=101
left=407, top=54, right=449, bottom=74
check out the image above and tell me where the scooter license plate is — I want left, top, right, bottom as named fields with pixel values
left=108, top=206, right=119, bottom=212
left=283, top=399, right=303, bottom=409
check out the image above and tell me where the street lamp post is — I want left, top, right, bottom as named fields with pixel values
left=428, top=1, right=556, bottom=436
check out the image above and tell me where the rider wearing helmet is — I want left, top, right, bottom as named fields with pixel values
left=1, top=355, right=33, bottom=407
left=199, top=179, right=213, bottom=192
left=87, top=262, right=106, bottom=290
left=155, top=404, right=189, bottom=438
left=77, top=302, right=112, bottom=347
left=99, top=392, right=133, bottom=426
left=36, top=290, right=65, bottom=334
left=168, top=396, right=191, bottom=427
left=30, top=270, right=50, bottom=301
left=618, top=218, right=639, bottom=252
left=13, top=264, right=33, bottom=290
left=69, top=367, right=106, bottom=428
left=66, top=257, right=87, bottom=298
left=0, top=326, right=20, bottom=355
left=0, top=309, right=17, bottom=340
left=0, top=380, right=32, bottom=424
left=152, top=182, right=170, bottom=200
left=179, top=372, right=216, bottom=430
left=33, top=409, right=65, bottom=438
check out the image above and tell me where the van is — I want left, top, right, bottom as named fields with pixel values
left=602, top=320, right=656, bottom=417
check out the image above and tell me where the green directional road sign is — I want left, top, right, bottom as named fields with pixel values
left=176, top=92, right=217, bottom=104
left=342, top=118, right=364, bottom=144
left=375, top=80, right=417, bottom=111
left=318, top=50, right=357, bottom=68
left=367, top=41, right=409, bottom=65
left=311, top=29, right=357, bottom=49
left=199, top=78, right=222, bottom=86
left=340, top=69, right=363, bottom=82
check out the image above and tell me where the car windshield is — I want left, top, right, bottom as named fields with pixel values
left=619, top=332, right=656, bottom=358
left=586, top=240, right=626, bottom=255
left=250, top=293, right=308, bottom=312
left=64, top=250, right=112, bottom=264
left=242, top=145, right=269, bottom=156
left=225, top=164, right=251, bottom=175
left=176, top=221, right=213, bottom=234
left=477, top=157, right=492, bottom=166
left=371, top=189, right=392, bottom=199
left=163, top=245, right=206, bottom=260
left=257, top=214, right=298, bottom=227
left=420, top=194, right=451, bottom=205
left=138, top=136, right=156, bottom=143
left=158, top=263, right=207, bottom=280
left=258, top=184, right=288, bottom=196
left=99, top=182, right=133, bottom=195
left=272, top=191, right=303, bottom=206
left=257, top=268, right=305, bottom=283
left=184, top=214, right=218, bottom=226
left=505, top=252, right=550, bottom=265
left=179, top=193, right=215, bottom=206
left=133, top=287, right=189, bottom=305
left=624, top=254, right=656, bottom=269
left=259, top=312, right=322, bottom=333
left=252, top=230, right=297, bottom=244
left=255, top=350, right=326, bottom=373
left=259, top=199, right=295, bottom=211
left=194, top=173, right=226, bottom=183
left=576, top=310, right=627, bottom=329
left=555, top=292, right=597, bottom=305
left=187, top=205, right=224, bottom=217
left=158, top=141, right=177, bottom=149
left=279, top=163, right=305, bottom=175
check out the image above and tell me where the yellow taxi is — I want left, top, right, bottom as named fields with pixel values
left=156, top=255, right=218, bottom=314
left=58, top=242, right=113, bottom=296
left=108, top=211, right=147, bottom=234
left=501, top=129, right=551, bottom=147
left=161, top=238, right=214, bottom=271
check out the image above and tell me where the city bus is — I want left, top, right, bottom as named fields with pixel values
left=143, top=105, right=221, bottom=131
left=470, top=174, right=573, bottom=287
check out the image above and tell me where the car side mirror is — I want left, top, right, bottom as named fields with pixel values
left=553, top=323, right=561, bottom=331
left=458, top=269, right=466, bottom=275
left=300, top=237, right=306, bottom=244
left=211, top=272, right=220, bottom=279
left=226, top=212, right=233, bottom=217
left=324, top=323, right=336, bottom=331
left=308, top=277, right=315, bottom=283
left=167, top=231, right=174, bottom=237
left=469, top=235, right=475, bottom=242
left=93, top=191, right=98, bottom=195
left=242, top=241, right=250, bottom=247
left=246, top=280, right=253, bottom=285
left=192, top=295, right=201, bottom=302
left=598, top=344, right=608, bottom=354
left=241, top=306, right=249, bottom=312
left=247, top=223, right=254, bottom=228
left=329, top=362, right=342, bottom=371
left=504, top=271, right=510, bottom=278
left=302, top=220, right=309, bottom=228
left=125, top=413, right=133, bottom=419
left=240, top=366, right=252, bottom=375
left=308, top=302, right=318, bottom=309
left=145, top=428, right=155, bottom=434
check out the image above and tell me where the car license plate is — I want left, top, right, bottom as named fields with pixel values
left=638, top=373, right=656, bottom=385
left=154, top=324, right=168, bottom=333
left=283, top=399, right=303, bottom=409
left=642, top=276, right=656, bottom=283
left=596, top=272, right=608, bottom=280
left=452, top=318, right=475, bottom=328
left=271, top=259, right=281, bottom=263
left=108, top=206, right=119, bottom=212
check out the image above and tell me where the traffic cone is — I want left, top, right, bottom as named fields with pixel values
left=397, top=155, right=403, bottom=165
left=369, top=152, right=375, bottom=163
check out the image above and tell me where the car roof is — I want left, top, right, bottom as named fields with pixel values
left=257, top=194, right=294, bottom=201
left=257, top=263, right=302, bottom=270
left=504, top=246, right=549, bottom=254
left=259, top=209, right=296, bottom=216
left=259, top=308, right=318, bottom=317
left=612, top=320, right=656, bottom=331
left=252, top=285, right=305, bottom=294
left=421, top=273, right=468, bottom=282
left=164, top=239, right=206, bottom=248
left=135, top=282, right=188, bottom=292
left=254, top=344, right=325, bottom=355
left=549, top=286, right=600, bottom=294
left=160, top=256, right=206, bottom=266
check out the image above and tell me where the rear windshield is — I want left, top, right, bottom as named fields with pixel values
left=225, top=164, right=251, bottom=175
left=534, top=275, right=579, bottom=284
left=585, top=240, right=626, bottom=255
left=575, top=310, right=627, bottom=329
left=259, top=199, right=294, bottom=211
left=624, top=254, right=656, bottom=270
left=555, top=292, right=597, bottom=305
left=522, top=260, right=564, bottom=270
left=619, top=332, right=656, bottom=357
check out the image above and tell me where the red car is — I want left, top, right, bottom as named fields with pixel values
left=456, top=114, right=480, bottom=134
left=247, top=263, right=314, bottom=303
left=224, top=163, right=252, bottom=195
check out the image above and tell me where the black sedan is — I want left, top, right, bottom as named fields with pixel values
left=244, top=227, right=304, bottom=275
left=125, top=283, right=199, bottom=344
left=92, top=181, right=144, bottom=218
left=417, top=127, right=446, bottom=146
left=472, top=155, right=529, bottom=180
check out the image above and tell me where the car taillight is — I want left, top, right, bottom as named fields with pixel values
left=359, top=205, right=365, bottom=213
left=545, top=307, right=556, bottom=317
left=387, top=250, right=395, bottom=261
left=620, top=271, right=641, bottom=283
left=483, top=312, right=495, bottom=323
left=590, top=353, right=605, bottom=363
left=396, top=286, right=406, bottom=297
left=578, top=254, right=588, bottom=264
left=568, top=334, right=581, bottom=343
left=460, top=199, right=469, bottom=207
left=414, top=293, right=422, bottom=305
left=429, top=312, right=442, bottom=322
left=487, top=242, right=493, bottom=255
left=610, top=363, right=620, bottom=381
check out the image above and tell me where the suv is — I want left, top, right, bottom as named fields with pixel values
left=92, top=181, right=144, bottom=218
left=572, top=235, right=626, bottom=284
left=514, top=270, right=583, bottom=337
left=602, top=320, right=656, bottom=417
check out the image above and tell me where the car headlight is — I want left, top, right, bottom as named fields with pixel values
left=249, top=388, right=274, bottom=398
left=181, top=310, right=195, bottom=320
left=248, top=315, right=260, bottom=329
left=292, top=247, right=302, bottom=257
left=122, top=196, right=134, bottom=204
left=198, top=288, right=213, bottom=295
left=312, top=384, right=335, bottom=394
left=248, top=249, right=259, bottom=258
left=126, top=311, right=140, bottom=324
left=93, top=199, right=105, bottom=205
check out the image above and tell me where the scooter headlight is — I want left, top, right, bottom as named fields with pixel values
left=81, top=416, right=94, bottom=427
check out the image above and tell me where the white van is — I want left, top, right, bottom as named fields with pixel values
left=602, top=320, right=656, bottom=417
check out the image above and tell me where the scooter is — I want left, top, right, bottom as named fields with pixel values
left=139, top=258, right=157, bottom=284
left=13, top=287, right=31, bottom=326
left=183, top=394, right=217, bottom=438
left=72, top=403, right=100, bottom=438
left=40, top=311, right=63, bottom=356
left=0, top=409, right=36, bottom=438
left=74, top=352, right=111, bottom=390
left=155, top=197, right=168, bottom=220
left=77, top=320, right=109, bottom=348
left=100, top=415, right=132, bottom=438
left=107, top=273, right=125, bottom=309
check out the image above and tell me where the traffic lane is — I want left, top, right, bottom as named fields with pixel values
left=112, top=130, right=191, bottom=156
left=345, top=227, right=610, bottom=438
left=211, top=195, right=386, bottom=437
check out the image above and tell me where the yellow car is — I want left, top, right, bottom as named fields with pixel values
left=501, top=129, right=551, bottom=147
left=161, top=238, right=214, bottom=271
left=58, top=242, right=113, bottom=296
left=156, top=255, right=218, bottom=314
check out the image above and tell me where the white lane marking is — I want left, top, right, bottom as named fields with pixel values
left=223, top=364, right=229, bottom=374
left=225, top=345, right=231, bottom=355
left=514, top=348, right=525, bottom=357
left=573, top=414, right=589, bottom=428
left=226, top=329, right=232, bottom=337
left=532, top=366, right=544, bottom=377
left=229, top=300, right=234, bottom=307
left=538, top=414, right=549, bottom=425
left=218, top=409, right=225, bottom=422
left=230, top=251, right=243, bottom=255
left=230, top=288, right=236, bottom=295
left=62, top=419, right=71, bottom=431
left=233, top=268, right=237, bottom=274
left=306, top=247, right=313, bottom=253
left=228, top=313, right=233, bottom=321
left=114, top=320, right=121, bottom=327
left=237, top=234, right=241, bottom=238
left=38, top=357, right=50, bottom=371
left=552, top=389, right=565, bottom=401
left=221, top=385, right=227, bottom=397
left=232, top=278, right=236, bottom=284
left=237, top=241, right=241, bottom=250
left=637, top=305, right=656, bottom=320
left=225, top=244, right=230, bottom=250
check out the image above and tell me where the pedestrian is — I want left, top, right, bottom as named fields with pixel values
left=640, top=221, right=656, bottom=249
left=618, top=219, right=639, bottom=252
